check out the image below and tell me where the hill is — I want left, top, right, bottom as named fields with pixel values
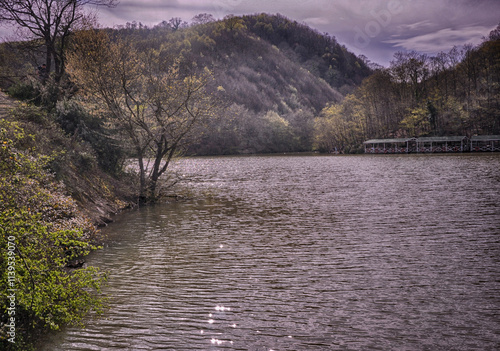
left=1, top=13, right=372, bottom=154
left=104, top=13, right=372, bottom=154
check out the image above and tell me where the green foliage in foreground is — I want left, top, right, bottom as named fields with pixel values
left=0, top=119, right=107, bottom=350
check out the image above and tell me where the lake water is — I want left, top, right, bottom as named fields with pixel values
left=42, top=154, right=500, bottom=350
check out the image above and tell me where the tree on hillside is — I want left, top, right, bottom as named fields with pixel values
left=215, top=14, right=247, bottom=41
left=168, top=17, right=188, bottom=31
left=313, top=94, right=366, bottom=154
left=313, top=104, right=346, bottom=153
left=0, top=0, right=117, bottom=82
left=390, top=51, right=429, bottom=105
left=191, top=13, right=215, bottom=26
left=66, top=30, right=220, bottom=200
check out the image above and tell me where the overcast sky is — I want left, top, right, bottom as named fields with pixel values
left=1, top=0, right=498, bottom=66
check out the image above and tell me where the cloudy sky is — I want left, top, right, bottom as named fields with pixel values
left=1, top=0, right=499, bottom=66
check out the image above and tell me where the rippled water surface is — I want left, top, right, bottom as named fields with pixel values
left=43, top=154, right=500, bottom=350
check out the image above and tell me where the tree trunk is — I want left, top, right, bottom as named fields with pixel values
left=148, top=140, right=177, bottom=201
left=137, top=152, right=147, bottom=202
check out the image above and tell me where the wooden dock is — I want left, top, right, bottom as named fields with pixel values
left=364, top=136, right=500, bottom=154
left=470, top=135, right=500, bottom=152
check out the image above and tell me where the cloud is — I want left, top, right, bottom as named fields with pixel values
left=397, top=20, right=433, bottom=33
left=3, top=0, right=498, bottom=67
left=384, top=25, right=496, bottom=53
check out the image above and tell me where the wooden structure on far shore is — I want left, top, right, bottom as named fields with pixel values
left=470, top=135, right=500, bottom=152
left=363, top=136, right=476, bottom=154
left=363, top=138, right=414, bottom=154
left=415, top=136, right=467, bottom=153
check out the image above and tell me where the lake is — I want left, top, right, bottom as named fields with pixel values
left=42, top=154, right=500, bottom=350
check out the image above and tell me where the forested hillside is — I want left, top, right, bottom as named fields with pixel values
left=101, top=14, right=371, bottom=154
left=314, top=25, right=500, bottom=153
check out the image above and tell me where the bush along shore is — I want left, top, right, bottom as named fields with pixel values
left=0, top=92, right=136, bottom=350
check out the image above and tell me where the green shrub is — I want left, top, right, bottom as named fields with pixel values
left=0, top=120, right=107, bottom=350
left=7, top=82, right=38, bottom=103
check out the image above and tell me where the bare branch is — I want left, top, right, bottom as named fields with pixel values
left=0, top=0, right=116, bottom=80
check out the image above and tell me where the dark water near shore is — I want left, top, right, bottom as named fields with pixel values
left=42, top=154, right=500, bottom=350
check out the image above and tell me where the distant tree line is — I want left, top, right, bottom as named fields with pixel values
left=314, top=25, right=500, bottom=153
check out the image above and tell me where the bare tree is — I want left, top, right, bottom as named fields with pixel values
left=390, top=51, right=429, bottom=105
left=0, top=0, right=117, bottom=81
left=191, top=13, right=215, bottom=26
left=168, top=17, right=188, bottom=31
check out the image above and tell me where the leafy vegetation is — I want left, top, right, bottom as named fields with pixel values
left=0, top=116, right=107, bottom=350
